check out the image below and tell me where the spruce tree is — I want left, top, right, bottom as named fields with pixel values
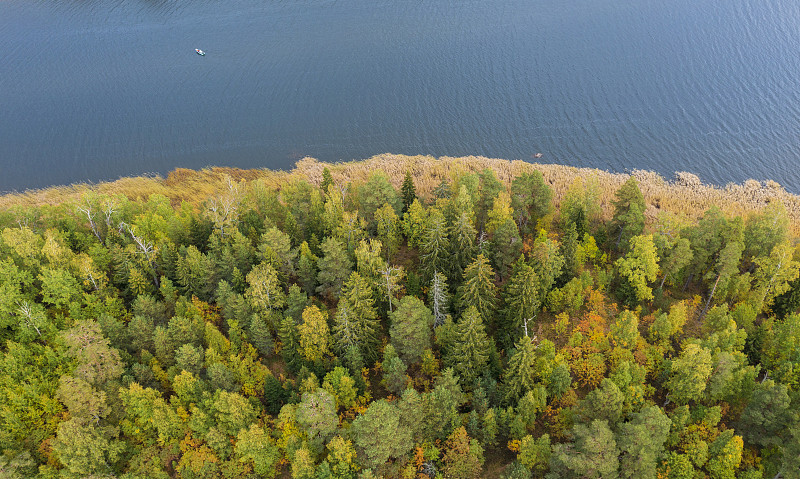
left=448, top=306, right=491, bottom=387
left=449, top=212, right=477, bottom=283
left=610, top=176, right=646, bottom=251
left=503, top=261, right=541, bottom=339
left=503, top=336, right=538, bottom=403
left=457, top=254, right=497, bottom=324
left=401, top=171, right=417, bottom=213
left=335, top=272, right=380, bottom=362
left=420, top=208, right=451, bottom=280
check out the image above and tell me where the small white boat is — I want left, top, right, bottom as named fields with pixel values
left=195, top=49, right=205, bottom=56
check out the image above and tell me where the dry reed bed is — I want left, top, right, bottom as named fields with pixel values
left=2, top=154, right=799, bottom=235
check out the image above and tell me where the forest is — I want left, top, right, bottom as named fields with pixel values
left=1, top=156, right=799, bottom=479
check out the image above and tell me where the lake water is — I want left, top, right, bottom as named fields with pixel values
left=3, top=0, right=800, bottom=193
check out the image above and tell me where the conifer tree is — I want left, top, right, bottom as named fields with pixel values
left=321, top=167, right=334, bottom=194
left=334, top=272, right=380, bottom=361
left=430, top=271, right=451, bottom=327
left=610, top=176, right=646, bottom=251
left=449, top=212, right=478, bottom=283
left=504, top=261, right=541, bottom=339
left=549, top=420, right=619, bottom=479
left=504, top=336, right=539, bottom=403
left=401, top=171, right=417, bottom=213
left=316, top=237, right=353, bottom=300
left=389, top=295, right=434, bottom=364
left=457, top=254, right=497, bottom=323
left=448, top=306, right=491, bottom=387
left=491, top=218, right=523, bottom=280
left=420, top=208, right=451, bottom=280
left=510, top=170, right=553, bottom=236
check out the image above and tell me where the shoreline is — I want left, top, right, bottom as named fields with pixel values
left=2, top=153, right=799, bottom=232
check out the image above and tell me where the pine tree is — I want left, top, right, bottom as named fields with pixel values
left=401, top=171, right=417, bottom=213
left=389, top=295, right=434, bottom=364
left=510, top=170, right=552, bottom=236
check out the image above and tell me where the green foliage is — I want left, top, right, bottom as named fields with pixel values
left=400, top=171, right=417, bottom=214
left=316, top=237, right=353, bottom=300
left=351, top=400, right=413, bottom=468
left=447, top=306, right=492, bottom=387
left=389, top=295, right=434, bottom=364
left=610, top=177, right=646, bottom=251
left=6, top=163, right=800, bottom=477
left=615, top=234, right=659, bottom=305
left=549, top=419, right=619, bottom=479
left=457, top=254, right=497, bottom=323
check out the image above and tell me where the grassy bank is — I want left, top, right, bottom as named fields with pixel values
left=3, top=153, right=799, bottom=232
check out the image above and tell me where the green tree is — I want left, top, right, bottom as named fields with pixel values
left=298, top=241, right=319, bottom=295
left=358, top=171, right=401, bottom=226
left=616, top=405, right=671, bottom=479
left=753, top=241, right=800, bottom=312
left=449, top=212, right=478, bottom=283
left=548, top=419, right=619, bottom=479
left=448, top=306, right=492, bottom=387
left=610, top=177, right=646, bottom=251
left=518, top=434, right=551, bottom=476
left=322, top=367, right=358, bottom=410
left=390, top=295, right=434, bottom=364
left=317, top=237, right=353, bottom=300
left=258, top=226, right=297, bottom=277
left=511, top=170, right=552, bottom=236
left=504, top=337, right=539, bottom=403
left=235, top=424, right=281, bottom=478
left=705, top=429, right=743, bottom=479
left=351, top=400, right=413, bottom=469
left=246, top=262, right=285, bottom=313
left=666, top=343, right=713, bottom=405
left=457, top=254, right=497, bottom=323
left=401, top=171, right=417, bottom=213
left=492, top=217, right=524, bottom=279
left=420, top=208, right=451, bottom=279
left=504, top=261, right=541, bottom=339
left=609, top=310, right=640, bottom=350
left=738, top=379, right=795, bottom=448
left=615, top=234, right=659, bottom=305
left=52, top=418, right=124, bottom=478
left=297, top=388, right=339, bottom=450
left=327, top=435, right=359, bottom=479
left=578, top=378, right=624, bottom=425
left=334, top=272, right=380, bottom=362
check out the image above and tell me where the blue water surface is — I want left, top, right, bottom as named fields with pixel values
left=2, top=0, right=800, bottom=192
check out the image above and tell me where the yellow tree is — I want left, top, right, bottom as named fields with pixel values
left=298, top=305, right=331, bottom=362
